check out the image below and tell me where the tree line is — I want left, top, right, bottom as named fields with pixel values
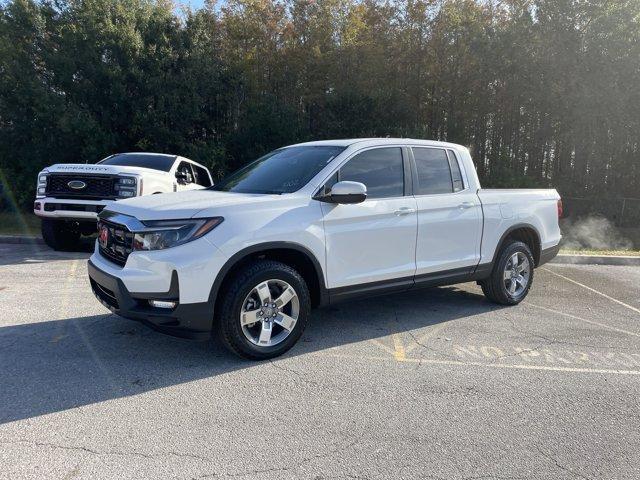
left=1, top=0, right=639, bottom=215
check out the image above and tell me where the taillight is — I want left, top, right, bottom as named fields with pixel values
left=557, top=199, right=563, bottom=219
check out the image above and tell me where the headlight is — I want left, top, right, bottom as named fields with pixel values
left=116, top=176, right=137, bottom=198
left=132, top=217, right=223, bottom=251
left=36, top=172, right=48, bottom=197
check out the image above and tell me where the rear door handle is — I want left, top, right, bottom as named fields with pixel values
left=458, top=202, right=475, bottom=209
left=394, top=207, right=416, bottom=216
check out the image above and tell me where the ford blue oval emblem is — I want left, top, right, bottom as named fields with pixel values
left=68, top=180, right=87, bottom=190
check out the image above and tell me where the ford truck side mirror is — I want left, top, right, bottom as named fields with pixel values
left=176, top=171, right=192, bottom=184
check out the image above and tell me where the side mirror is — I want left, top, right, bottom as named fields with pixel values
left=175, top=171, right=191, bottom=184
left=321, top=181, right=367, bottom=204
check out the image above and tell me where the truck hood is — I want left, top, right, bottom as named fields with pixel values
left=44, top=163, right=162, bottom=176
left=104, top=189, right=288, bottom=221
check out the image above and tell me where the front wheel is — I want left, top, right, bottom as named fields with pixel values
left=215, top=260, right=311, bottom=360
left=41, top=218, right=81, bottom=251
left=480, top=241, right=534, bottom=305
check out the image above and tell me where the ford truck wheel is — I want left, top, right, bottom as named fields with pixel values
left=216, top=260, right=311, bottom=360
left=480, top=240, right=534, bottom=305
left=41, top=218, right=81, bottom=251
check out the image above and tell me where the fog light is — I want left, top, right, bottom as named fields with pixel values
left=34, top=202, right=41, bottom=210
left=149, top=300, right=177, bottom=309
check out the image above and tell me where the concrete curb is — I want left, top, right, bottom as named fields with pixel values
left=0, top=235, right=45, bottom=245
left=550, top=254, right=640, bottom=266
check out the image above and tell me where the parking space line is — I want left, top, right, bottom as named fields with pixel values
left=319, top=352, right=640, bottom=376
left=369, top=338, right=396, bottom=356
left=525, top=301, right=640, bottom=338
left=405, top=323, right=446, bottom=354
left=392, top=333, right=406, bottom=361
left=542, top=267, right=640, bottom=315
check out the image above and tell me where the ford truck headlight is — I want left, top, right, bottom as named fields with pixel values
left=132, top=217, right=223, bottom=251
left=36, top=172, right=48, bottom=197
left=115, top=176, right=138, bottom=198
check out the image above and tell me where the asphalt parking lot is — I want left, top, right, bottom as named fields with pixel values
left=1, top=243, right=639, bottom=479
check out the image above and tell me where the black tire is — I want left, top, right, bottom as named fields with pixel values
left=215, top=260, right=311, bottom=360
left=480, top=240, right=534, bottom=305
left=41, top=218, right=81, bottom=251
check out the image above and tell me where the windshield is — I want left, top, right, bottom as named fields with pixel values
left=211, top=146, right=345, bottom=194
left=98, top=153, right=176, bottom=172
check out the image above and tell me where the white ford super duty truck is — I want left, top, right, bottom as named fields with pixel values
left=87, top=139, right=562, bottom=360
left=34, top=152, right=213, bottom=250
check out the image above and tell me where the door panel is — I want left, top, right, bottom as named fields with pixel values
left=414, top=192, right=481, bottom=275
left=321, top=197, right=418, bottom=288
left=412, top=147, right=482, bottom=275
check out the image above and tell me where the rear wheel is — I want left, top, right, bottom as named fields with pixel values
left=215, top=260, right=311, bottom=360
left=480, top=240, right=534, bottom=305
left=41, top=218, right=81, bottom=251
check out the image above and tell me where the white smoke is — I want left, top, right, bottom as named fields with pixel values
left=561, top=216, right=633, bottom=251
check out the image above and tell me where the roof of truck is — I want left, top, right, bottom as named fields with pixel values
left=288, top=138, right=467, bottom=149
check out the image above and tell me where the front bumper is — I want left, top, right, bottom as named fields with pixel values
left=34, top=197, right=113, bottom=220
left=88, top=259, right=214, bottom=340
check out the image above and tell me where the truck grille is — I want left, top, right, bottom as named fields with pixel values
left=98, top=220, right=134, bottom=267
left=46, top=174, right=117, bottom=199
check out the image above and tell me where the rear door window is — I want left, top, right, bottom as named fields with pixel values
left=447, top=150, right=464, bottom=192
left=412, top=147, right=453, bottom=195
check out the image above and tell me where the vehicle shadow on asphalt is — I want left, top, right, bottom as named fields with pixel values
left=0, top=287, right=502, bottom=424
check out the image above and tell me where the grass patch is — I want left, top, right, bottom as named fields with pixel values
left=0, top=212, right=41, bottom=236
left=560, top=248, right=640, bottom=257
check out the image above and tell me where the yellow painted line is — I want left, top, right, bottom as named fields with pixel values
left=369, top=338, right=396, bottom=356
left=392, top=333, right=406, bottom=361
left=58, top=259, right=79, bottom=317
left=525, top=301, right=640, bottom=338
left=405, top=323, right=447, bottom=354
left=319, top=352, right=640, bottom=376
left=542, top=267, right=640, bottom=315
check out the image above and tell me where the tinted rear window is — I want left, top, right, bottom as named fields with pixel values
left=99, top=154, right=176, bottom=172
left=413, top=147, right=453, bottom=195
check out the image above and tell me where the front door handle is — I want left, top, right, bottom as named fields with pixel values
left=458, top=202, right=475, bottom=209
left=394, top=207, right=416, bottom=216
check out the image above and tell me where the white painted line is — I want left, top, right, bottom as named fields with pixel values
left=320, top=352, right=640, bottom=376
left=542, top=267, right=640, bottom=315
left=525, top=301, right=640, bottom=338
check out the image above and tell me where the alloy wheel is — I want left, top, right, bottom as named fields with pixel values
left=240, top=279, right=300, bottom=347
left=503, top=252, right=530, bottom=298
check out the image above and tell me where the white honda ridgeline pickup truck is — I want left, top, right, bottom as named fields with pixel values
left=88, top=139, right=561, bottom=360
left=34, top=153, right=213, bottom=250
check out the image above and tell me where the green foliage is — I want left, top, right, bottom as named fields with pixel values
left=1, top=0, right=639, bottom=211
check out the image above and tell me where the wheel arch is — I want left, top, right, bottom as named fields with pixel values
left=491, top=223, right=542, bottom=266
left=209, top=242, right=328, bottom=315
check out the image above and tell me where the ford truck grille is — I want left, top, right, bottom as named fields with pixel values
left=46, top=174, right=117, bottom=199
left=97, top=220, right=134, bottom=267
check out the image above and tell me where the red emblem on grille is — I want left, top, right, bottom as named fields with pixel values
left=98, top=224, right=109, bottom=248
